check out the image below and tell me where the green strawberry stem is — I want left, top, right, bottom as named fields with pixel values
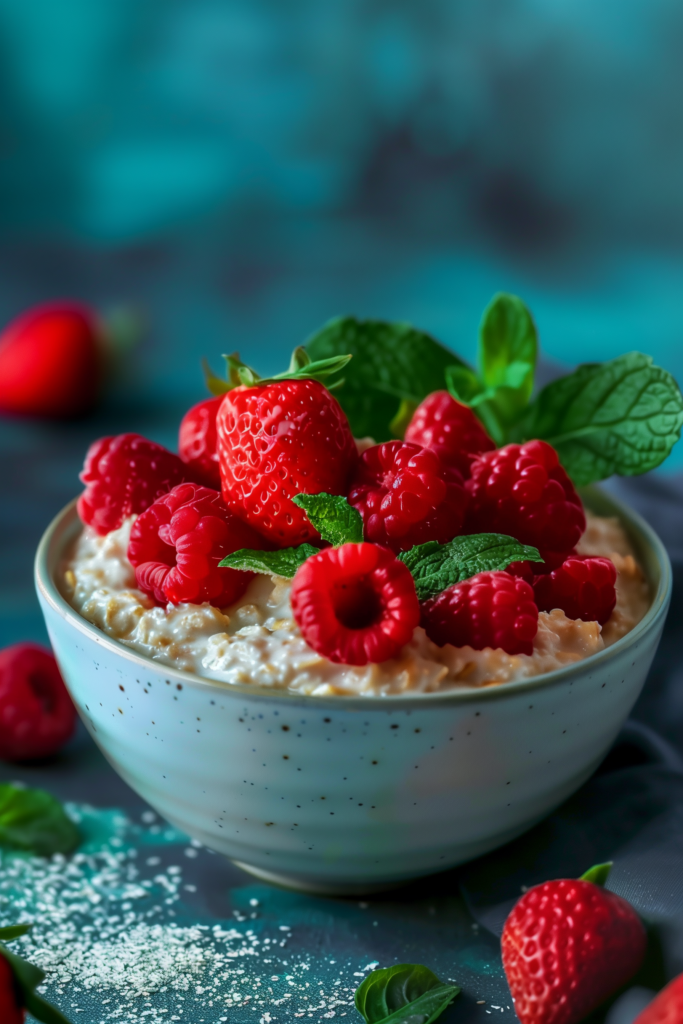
left=579, top=862, right=613, bottom=886
left=204, top=348, right=352, bottom=396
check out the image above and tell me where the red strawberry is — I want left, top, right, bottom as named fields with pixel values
left=0, top=302, right=103, bottom=418
left=215, top=351, right=357, bottom=545
left=178, top=395, right=223, bottom=488
left=0, top=954, right=23, bottom=1024
left=633, top=973, right=683, bottom=1024
left=502, top=864, right=647, bottom=1024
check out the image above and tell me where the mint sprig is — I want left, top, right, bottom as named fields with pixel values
left=0, top=784, right=80, bottom=857
left=292, top=493, right=364, bottom=546
left=398, top=534, right=543, bottom=601
left=514, top=352, right=683, bottom=485
left=0, top=923, right=72, bottom=1023
left=355, top=964, right=459, bottom=1024
left=219, top=544, right=319, bottom=578
left=306, top=317, right=467, bottom=441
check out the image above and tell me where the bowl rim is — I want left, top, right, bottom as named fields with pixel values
left=35, top=489, right=672, bottom=710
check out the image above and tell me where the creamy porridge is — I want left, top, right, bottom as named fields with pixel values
left=59, top=511, right=650, bottom=697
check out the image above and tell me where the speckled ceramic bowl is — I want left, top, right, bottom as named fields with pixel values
left=36, top=488, right=670, bottom=894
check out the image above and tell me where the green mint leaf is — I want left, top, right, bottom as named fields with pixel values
left=445, top=364, right=484, bottom=405
left=476, top=293, right=537, bottom=442
left=306, top=317, right=469, bottom=441
left=0, top=784, right=80, bottom=857
left=516, top=352, right=683, bottom=484
left=218, top=545, right=318, bottom=578
left=292, top=493, right=364, bottom=546
left=355, top=964, right=459, bottom=1024
left=398, top=534, right=543, bottom=601
left=0, top=926, right=73, bottom=1022
left=579, top=862, right=613, bottom=886
left=0, top=924, right=31, bottom=941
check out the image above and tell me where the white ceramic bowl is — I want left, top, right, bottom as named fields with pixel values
left=36, top=489, right=670, bottom=894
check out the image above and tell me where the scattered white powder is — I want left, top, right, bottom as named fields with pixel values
left=0, top=805, right=366, bottom=1023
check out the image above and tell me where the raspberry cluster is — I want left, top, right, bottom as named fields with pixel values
left=74, top=367, right=622, bottom=667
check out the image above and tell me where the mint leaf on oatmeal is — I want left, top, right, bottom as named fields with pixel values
left=292, top=493, right=364, bottom=546
left=0, top=784, right=79, bottom=857
left=355, top=963, right=459, bottom=1024
left=305, top=317, right=468, bottom=441
left=219, top=544, right=319, bottom=578
left=399, top=534, right=543, bottom=601
left=515, top=352, right=683, bottom=485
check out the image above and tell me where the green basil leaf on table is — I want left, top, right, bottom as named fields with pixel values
left=355, top=963, right=459, bottom=1024
left=306, top=317, right=468, bottom=441
left=399, top=534, right=543, bottom=602
left=219, top=544, right=319, bottom=578
left=0, top=784, right=80, bottom=857
left=292, top=493, right=364, bottom=546
left=514, top=352, right=683, bottom=485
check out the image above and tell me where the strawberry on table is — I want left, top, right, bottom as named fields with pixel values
left=215, top=348, right=357, bottom=546
left=502, top=863, right=647, bottom=1024
left=178, top=395, right=223, bottom=488
left=0, top=953, right=23, bottom=1024
left=0, top=302, right=103, bottom=419
left=404, top=390, right=495, bottom=478
left=632, top=972, right=683, bottom=1024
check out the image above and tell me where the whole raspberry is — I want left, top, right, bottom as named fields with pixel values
left=78, top=433, right=197, bottom=535
left=421, top=570, right=538, bottom=655
left=290, top=543, right=420, bottom=665
left=533, top=554, right=617, bottom=624
left=348, top=441, right=469, bottom=554
left=128, top=482, right=267, bottom=607
left=178, top=395, right=223, bottom=488
left=405, top=390, right=495, bottom=477
left=0, top=643, right=76, bottom=761
left=465, top=440, right=585, bottom=562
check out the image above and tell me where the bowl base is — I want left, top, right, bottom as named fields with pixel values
left=231, top=860, right=411, bottom=897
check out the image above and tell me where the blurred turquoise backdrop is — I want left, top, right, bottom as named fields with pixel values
left=2, top=0, right=683, bottom=645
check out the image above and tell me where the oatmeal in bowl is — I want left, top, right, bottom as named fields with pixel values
left=36, top=296, right=679, bottom=891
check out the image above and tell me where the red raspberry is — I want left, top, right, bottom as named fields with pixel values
left=0, top=954, right=23, bottom=1024
left=0, top=643, right=76, bottom=761
left=465, top=440, right=585, bottom=562
left=348, top=441, right=469, bottom=554
left=290, top=543, right=420, bottom=665
left=217, top=378, right=357, bottom=546
left=78, top=433, right=197, bottom=536
left=421, top=570, right=538, bottom=655
left=128, top=482, right=267, bottom=607
left=178, top=395, right=223, bottom=488
left=405, top=390, right=495, bottom=477
left=533, top=554, right=617, bottom=624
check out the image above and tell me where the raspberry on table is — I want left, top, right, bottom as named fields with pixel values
left=290, top=543, right=420, bottom=665
left=405, top=390, right=495, bottom=477
left=178, top=394, right=223, bottom=488
left=128, top=482, right=268, bottom=607
left=0, top=643, right=76, bottom=761
left=420, top=570, right=539, bottom=656
left=465, top=439, right=586, bottom=562
left=78, top=433, right=197, bottom=535
left=533, top=554, right=617, bottom=624
left=348, top=441, right=470, bottom=554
